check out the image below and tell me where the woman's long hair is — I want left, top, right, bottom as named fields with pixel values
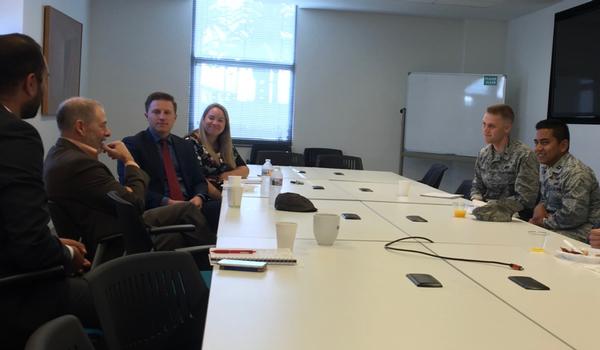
left=193, top=103, right=235, bottom=168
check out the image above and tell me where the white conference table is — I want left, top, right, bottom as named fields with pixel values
left=364, top=201, right=551, bottom=247
left=247, top=164, right=305, bottom=180
left=247, top=164, right=406, bottom=183
left=202, top=237, right=571, bottom=350
left=240, top=176, right=467, bottom=205
left=218, top=197, right=408, bottom=242
left=306, top=167, right=407, bottom=183
left=206, top=165, right=597, bottom=349
left=333, top=180, right=463, bottom=205
left=427, top=242, right=600, bottom=350
left=241, top=179, right=356, bottom=200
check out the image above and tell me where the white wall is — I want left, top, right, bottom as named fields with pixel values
left=505, top=0, right=599, bottom=176
left=87, top=0, right=193, bottom=173
left=0, top=0, right=24, bottom=33
left=294, top=9, right=506, bottom=191
left=20, top=0, right=91, bottom=155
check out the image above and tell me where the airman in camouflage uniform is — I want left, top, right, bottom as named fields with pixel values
left=471, top=104, right=539, bottom=216
left=471, top=139, right=539, bottom=212
left=537, top=153, right=600, bottom=241
left=530, top=119, right=600, bottom=242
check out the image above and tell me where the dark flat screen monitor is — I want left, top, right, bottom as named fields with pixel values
left=548, top=0, right=600, bottom=124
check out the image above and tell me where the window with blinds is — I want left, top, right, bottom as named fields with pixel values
left=190, top=0, right=296, bottom=143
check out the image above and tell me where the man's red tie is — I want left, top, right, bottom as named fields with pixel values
left=160, top=139, right=185, bottom=201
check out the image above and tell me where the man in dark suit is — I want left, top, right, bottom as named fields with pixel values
left=119, top=92, right=220, bottom=230
left=44, top=97, right=215, bottom=252
left=0, top=33, right=97, bottom=349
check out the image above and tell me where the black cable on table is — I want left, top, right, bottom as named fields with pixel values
left=384, top=236, right=524, bottom=271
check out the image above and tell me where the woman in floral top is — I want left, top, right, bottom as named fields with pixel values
left=186, top=103, right=249, bottom=199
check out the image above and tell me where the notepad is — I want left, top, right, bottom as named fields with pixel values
left=420, top=192, right=463, bottom=199
left=209, top=248, right=297, bottom=265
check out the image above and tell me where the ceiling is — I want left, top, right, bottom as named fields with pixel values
left=294, top=0, right=562, bottom=20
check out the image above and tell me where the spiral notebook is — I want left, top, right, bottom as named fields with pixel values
left=209, top=248, right=297, bottom=265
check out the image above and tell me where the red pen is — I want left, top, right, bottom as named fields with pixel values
left=211, top=249, right=256, bottom=254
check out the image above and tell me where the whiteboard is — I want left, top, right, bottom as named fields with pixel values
left=404, top=72, right=506, bottom=157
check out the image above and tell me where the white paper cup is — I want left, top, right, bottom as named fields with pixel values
left=228, top=175, right=242, bottom=187
left=313, top=213, right=340, bottom=246
left=398, top=180, right=411, bottom=196
left=276, top=222, right=297, bottom=250
left=227, top=186, right=243, bottom=208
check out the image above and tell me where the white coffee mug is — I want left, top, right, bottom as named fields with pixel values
left=398, top=180, right=411, bottom=196
left=227, top=186, right=243, bottom=208
left=313, top=213, right=340, bottom=246
left=276, top=222, right=297, bottom=250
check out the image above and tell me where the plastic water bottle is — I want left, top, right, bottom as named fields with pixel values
left=269, top=167, right=283, bottom=204
left=260, top=159, right=272, bottom=196
left=261, top=159, right=273, bottom=177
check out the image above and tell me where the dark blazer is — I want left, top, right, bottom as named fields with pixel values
left=0, top=106, right=70, bottom=277
left=44, top=138, right=149, bottom=249
left=119, top=130, right=208, bottom=209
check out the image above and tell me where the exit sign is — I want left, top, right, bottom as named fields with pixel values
left=484, top=76, right=498, bottom=86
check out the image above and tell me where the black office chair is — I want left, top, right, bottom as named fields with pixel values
left=315, top=154, right=344, bottom=169
left=86, top=251, right=209, bottom=350
left=455, top=179, right=473, bottom=199
left=418, top=163, right=448, bottom=189
left=290, top=152, right=305, bottom=166
left=255, top=150, right=293, bottom=166
left=47, top=201, right=81, bottom=242
left=342, top=155, right=364, bottom=170
left=0, top=266, right=64, bottom=288
left=106, top=191, right=195, bottom=253
left=303, top=148, right=343, bottom=167
left=249, top=143, right=291, bottom=164
left=24, top=315, right=94, bottom=350
left=48, top=200, right=124, bottom=269
left=106, top=191, right=214, bottom=273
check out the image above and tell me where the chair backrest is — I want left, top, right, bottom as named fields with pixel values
left=290, top=152, right=304, bottom=166
left=255, top=150, right=293, bottom=166
left=418, top=163, right=449, bottom=189
left=48, top=200, right=124, bottom=267
left=342, top=155, right=364, bottom=170
left=106, top=191, right=154, bottom=254
left=249, top=144, right=291, bottom=164
left=47, top=200, right=81, bottom=242
left=87, top=251, right=209, bottom=350
left=315, top=154, right=344, bottom=169
left=455, top=179, right=473, bottom=199
left=25, top=315, right=94, bottom=350
left=303, top=148, right=343, bottom=167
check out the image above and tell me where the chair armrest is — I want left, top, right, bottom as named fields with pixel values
left=0, top=266, right=64, bottom=288
left=175, top=245, right=215, bottom=254
left=97, top=233, right=123, bottom=243
left=176, top=245, right=216, bottom=271
left=149, top=224, right=197, bottom=235
left=92, top=234, right=125, bottom=270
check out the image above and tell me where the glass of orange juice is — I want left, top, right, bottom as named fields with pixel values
left=453, top=201, right=466, bottom=218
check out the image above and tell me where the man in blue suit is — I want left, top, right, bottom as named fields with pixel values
left=119, top=92, right=220, bottom=230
